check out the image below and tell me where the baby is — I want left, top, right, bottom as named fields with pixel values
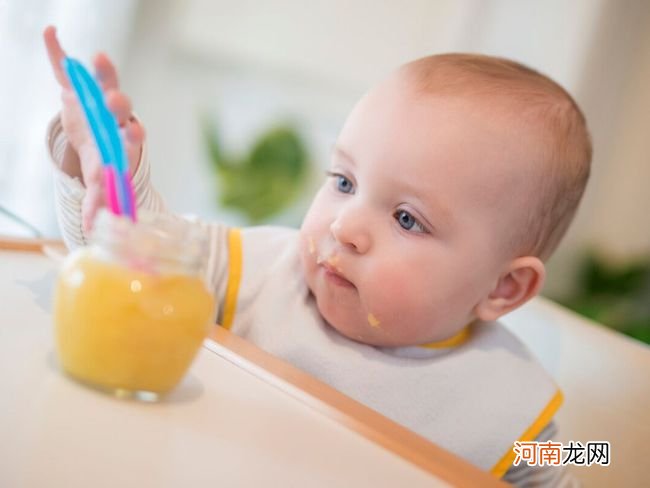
left=44, top=26, right=590, bottom=486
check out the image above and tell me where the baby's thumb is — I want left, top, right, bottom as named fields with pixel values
left=81, top=183, right=106, bottom=235
left=124, top=117, right=145, bottom=176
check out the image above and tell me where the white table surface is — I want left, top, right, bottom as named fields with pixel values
left=1, top=246, right=488, bottom=487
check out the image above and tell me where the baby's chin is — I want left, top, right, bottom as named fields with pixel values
left=298, top=240, right=405, bottom=347
left=324, top=317, right=385, bottom=346
left=312, top=298, right=399, bottom=347
left=312, top=291, right=463, bottom=347
left=328, top=321, right=409, bottom=347
left=308, top=288, right=364, bottom=342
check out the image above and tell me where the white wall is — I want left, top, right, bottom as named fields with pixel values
left=0, top=0, right=139, bottom=237
left=543, top=0, right=650, bottom=295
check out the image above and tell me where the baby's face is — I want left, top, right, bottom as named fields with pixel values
left=299, top=76, right=529, bottom=346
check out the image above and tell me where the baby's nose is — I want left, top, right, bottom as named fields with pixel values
left=330, top=215, right=370, bottom=254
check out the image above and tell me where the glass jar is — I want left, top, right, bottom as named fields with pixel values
left=53, top=209, right=215, bottom=401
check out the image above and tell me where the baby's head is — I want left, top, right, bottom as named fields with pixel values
left=299, top=53, right=591, bottom=347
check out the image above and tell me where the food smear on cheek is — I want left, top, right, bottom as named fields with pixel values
left=316, top=253, right=343, bottom=272
left=367, top=313, right=380, bottom=328
left=308, top=236, right=316, bottom=255
left=326, top=254, right=342, bottom=272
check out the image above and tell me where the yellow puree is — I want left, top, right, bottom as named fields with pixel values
left=54, top=251, right=215, bottom=394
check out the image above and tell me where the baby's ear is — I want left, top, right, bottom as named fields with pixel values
left=474, top=256, right=545, bottom=322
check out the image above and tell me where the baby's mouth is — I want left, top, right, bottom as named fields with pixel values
left=318, top=256, right=355, bottom=288
left=311, top=238, right=355, bottom=288
left=322, top=265, right=355, bottom=288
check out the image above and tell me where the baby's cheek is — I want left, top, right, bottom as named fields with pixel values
left=364, top=266, right=421, bottom=318
left=362, top=266, right=440, bottom=343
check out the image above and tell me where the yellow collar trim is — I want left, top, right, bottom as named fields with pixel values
left=419, top=326, right=472, bottom=349
left=490, top=389, right=564, bottom=477
left=221, top=228, right=242, bottom=330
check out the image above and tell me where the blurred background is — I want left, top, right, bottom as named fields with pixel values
left=1, top=0, right=648, bottom=342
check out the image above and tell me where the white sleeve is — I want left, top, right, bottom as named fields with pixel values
left=502, top=421, right=581, bottom=487
left=46, top=114, right=231, bottom=313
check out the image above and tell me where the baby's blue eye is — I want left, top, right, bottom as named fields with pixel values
left=395, top=210, right=426, bottom=233
left=336, top=175, right=354, bottom=194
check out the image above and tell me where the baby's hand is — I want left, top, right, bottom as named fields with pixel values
left=43, top=26, right=145, bottom=232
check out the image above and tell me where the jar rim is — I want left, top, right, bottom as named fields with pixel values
left=91, top=209, right=208, bottom=275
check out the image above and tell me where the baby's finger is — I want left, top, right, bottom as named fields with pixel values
left=61, top=89, right=77, bottom=106
left=123, top=118, right=145, bottom=175
left=82, top=183, right=106, bottom=234
left=125, top=118, right=145, bottom=146
left=93, top=52, right=120, bottom=92
left=43, top=26, right=70, bottom=88
left=105, top=91, right=132, bottom=127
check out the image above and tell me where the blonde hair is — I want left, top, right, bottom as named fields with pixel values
left=401, top=54, right=592, bottom=260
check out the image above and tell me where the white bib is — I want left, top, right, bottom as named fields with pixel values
left=222, top=226, right=561, bottom=475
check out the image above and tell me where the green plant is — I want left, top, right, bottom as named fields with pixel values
left=558, top=252, right=650, bottom=344
left=203, top=119, right=309, bottom=224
